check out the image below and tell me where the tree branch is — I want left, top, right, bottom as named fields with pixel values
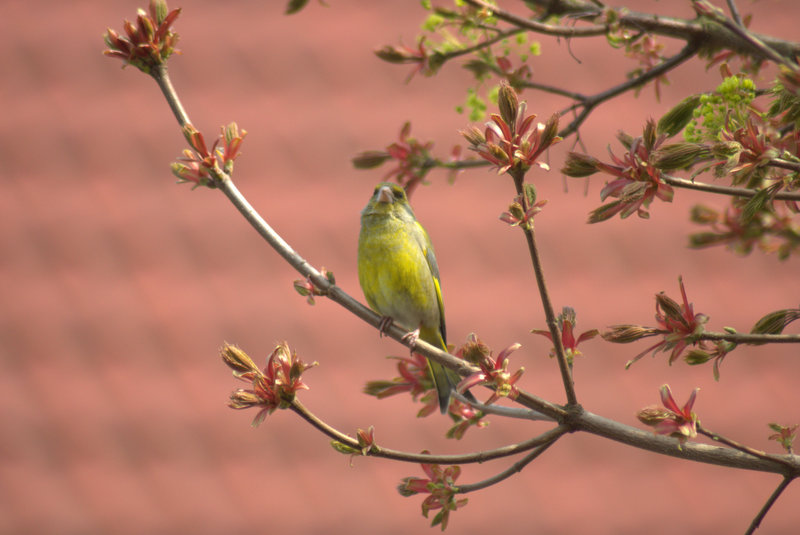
left=699, top=331, right=800, bottom=345
left=697, top=424, right=797, bottom=472
left=509, top=169, right=578, bottom=406
left=662, top=175, right=800, bottom=201
left=745, top=476, right=796, bottom=535
left=559, top=406, right=800, bottom=476
left=492, top=0, right=800, bottom=60
left=463, top=0, right=607, bottom=38
left=559, top=41, right=699, bottom=138
left=290, top=398, right=570, bottom=465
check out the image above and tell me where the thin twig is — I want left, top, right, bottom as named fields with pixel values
left=463, top=0, right=607, bottom=37
left=745, top=476, right=796, bottom=535
left=457, top=435, right=563, bottom=493
left=152, top=64, right=191, bottom=127
left=290, top=399, right=569, bottom=465
left=697, top=424, right=798, bottom=472
left=453, top=392, right=555, bottom=421
left=768, top=158, right=800, bottom=173
left=702, top=3, right=797, bottom=69
left=699, top=331, right=800, bottom=345
left=726, top=0, right=744, bottom=27
left=662, top=175, right=800, bottom=201
left=509, top=169, right=577, bottom=406
left=434, top=27, right=525, bottom=64
left=559, top=41, right=699, bottom=137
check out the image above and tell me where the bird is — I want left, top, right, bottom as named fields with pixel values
left=358, top=182, right=471, bottom=413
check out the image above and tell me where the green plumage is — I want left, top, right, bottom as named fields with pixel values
left=358, top=182, right=461, bottom=413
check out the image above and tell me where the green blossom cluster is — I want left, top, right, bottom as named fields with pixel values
left=684, top=76, right=757, bottom=142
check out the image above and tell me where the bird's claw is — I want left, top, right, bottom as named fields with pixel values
left=377, top=316, right=394, bottom=337
left=401, top=328, right=421, bottom=354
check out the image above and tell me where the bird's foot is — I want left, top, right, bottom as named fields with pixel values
left=401, top=327, right=421, bottom=353
left=377, top=316, right=394, bottom=337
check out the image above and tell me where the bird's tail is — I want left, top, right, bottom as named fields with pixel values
left=427, top=359, right=468, bottom=414
left=424, top=331, right=479, bottom=414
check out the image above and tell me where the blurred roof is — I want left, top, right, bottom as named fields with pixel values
left=2, top=1, right=799, bottom=533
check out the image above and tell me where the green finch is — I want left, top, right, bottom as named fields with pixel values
left=358, top=182, right=472, bottom=413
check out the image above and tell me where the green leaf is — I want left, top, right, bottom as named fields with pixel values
left=741, top=188, right=770, bottom=224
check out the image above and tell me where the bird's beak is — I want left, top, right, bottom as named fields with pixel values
left=376, top=186, right=394, bottom=204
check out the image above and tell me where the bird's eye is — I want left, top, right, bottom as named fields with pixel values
left=392, top=187, right=405, bottom=200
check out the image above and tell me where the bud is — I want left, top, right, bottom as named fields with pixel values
left=397, top=478, right=426, bottom=497
left=689, top=204, right=719, bottom=224
left=658, top=95, right=702, bottom=137
left=523, top=182, right=537, bottom=206
left=561, top=152, right=601, bottom=177
left=374, top=45, right=414, bottom=64
left=507, top=201, right=525, bottom=224
left=228, top=388, right=262, bottom=409
left=331, top=440, right=361, bottom=455
left=637, top=406, right=674, bottom=427
left=642, top=119, right=657, bottom=151
left=220, top=343, right=260, bottom=377
left=151, top=0, right=169, bottom=25
left=616, top=130, right=635, bottom=150
left=767, top=422, right=798, bottom=453
left=136, top=9, right=155, bottom=41
left=352, top=150, right=391, bottom=169
left=693, top=0, right=725, bottom=18
left=688, top=232, right=729, bottom=248
left=181, top=124, right=209, bottom=156
left=602, top=324, right=661, bottom=343
left=222, top=122, right=241, bottom=145
left=458, top=333, right=492, bottom=365
left=498, top=81, right=519, bottom=129
left=751, top=308, right=800, bottom=337
left=741, top=188, right=770, bottom=224
left=356, top=426, right=376, bottom=455
left=652, top=142, right=712, bottom=170
left=539, top=113, right=561, bottom=150
left=655, top=292, right=686, bottom=327
left=285, top=0, right=311, bottom=15
left=684, top=349, right=713, bottom=365
left=459, top=126, right=486, bottom=147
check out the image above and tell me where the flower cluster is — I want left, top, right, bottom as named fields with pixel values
left=364, top=350, right=488, bottom=436
left=171, top=123, right=247, bottom=188
left=604, top=277, right=715, bottom=371
left=562, top=120, right=674, bottom=222
left=352, top=122, right=434, bottom=198
left=625, top=34, right=669, bottom=100
left=374, top=38, right=441, bottom=82
left=222, top=342, right=316, bottom=426
left=363, top=352, right=436, bottom=411
left=461, top=82, right=561, bottom=176
left=398, top=455, right=468, bottom=531
left=103, top=0, right=181, bottom=74
left=444, top=398, right=488, bottom=440
left=684, top=75, right=757, bottom=144
left=499, top=186, right=548, bottom=230
left=455, top=333, right=524, bottom=406
left=531, top=307, right=598, bottom=366
left=637, top=384, right=699, bottom=446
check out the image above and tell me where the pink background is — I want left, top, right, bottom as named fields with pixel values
left=2, top=1, right=799, bottom=533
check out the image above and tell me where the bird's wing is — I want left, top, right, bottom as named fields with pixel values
left=414, top=220, right=446, bottom=345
